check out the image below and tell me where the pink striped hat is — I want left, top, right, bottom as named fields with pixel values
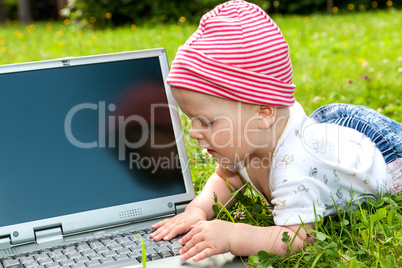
left=166, top=0, right=295, bottom=107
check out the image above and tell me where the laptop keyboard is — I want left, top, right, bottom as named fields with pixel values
left=1, top=228, right=183, bottom=268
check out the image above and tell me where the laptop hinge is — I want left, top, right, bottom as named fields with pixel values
left=175, top=203, right=189, bottom=214
left=0, top=236, right=11, bottom=250
left=35, top=227, right=63, bottom=246
left=61, top=58, right=70, bottom=66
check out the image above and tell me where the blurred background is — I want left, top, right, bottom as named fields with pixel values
left=0, top=0, right=400, bottom=26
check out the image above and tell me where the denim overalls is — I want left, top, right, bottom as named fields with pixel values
left=310, top=103, right=402, bottom=194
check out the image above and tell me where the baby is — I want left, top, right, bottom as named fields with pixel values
left=150, top=0, right=402, bottom=262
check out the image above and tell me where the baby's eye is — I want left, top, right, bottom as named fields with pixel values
left=200, top=119, right=212, bottom=127
left=191, top=116, right=213, bottom=128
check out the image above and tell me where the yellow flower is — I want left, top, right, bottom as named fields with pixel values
left=89, top=16, right=96, bottom=23
left=360, top=58, right=369, bottom=69
left=386, top=1, right=393, bottom=7
left=332, top=6, right=339, bottom=13
left=105, top=12, right=112, bottom=19
left=0, top=40, right=5, bottom=45
left=64, top=19, right=70, bottom=25
left=56, top=30, right=63, bottom=37
left=1, top=47, right=7, bottom=53
left=131, top=24, right=137, bottom=30
left=26, top=24, right=35, bottom=31
left=92, top=36, right=98, bottom=42
left=178, top=16, right=186, bottom=23
left=17, top=33, right=24, bottom=39
left=347, top=4, right=354, bottom=10
left=371, top=1, right=378, bottom=8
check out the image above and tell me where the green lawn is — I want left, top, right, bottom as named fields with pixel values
left=1, top=10, right=401, bottom=121
left=1, top=10, right=401, bottom=267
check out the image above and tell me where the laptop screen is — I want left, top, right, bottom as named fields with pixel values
left=0, top=54, right=187, bottom=228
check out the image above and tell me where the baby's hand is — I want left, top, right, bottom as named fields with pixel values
left=150, top=207, right=207, bottom=241
left=178, top=220, right=235, bottom=262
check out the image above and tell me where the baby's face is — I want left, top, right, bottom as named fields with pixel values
left=171, top=87, right=276, bottom=165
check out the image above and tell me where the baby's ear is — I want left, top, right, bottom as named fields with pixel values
left=258, top=106, right=277, bottom=129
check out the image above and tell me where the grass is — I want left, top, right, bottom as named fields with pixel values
left=1, top=9, right=401, bottom=267
left=0, top=21, right=195, bottom=69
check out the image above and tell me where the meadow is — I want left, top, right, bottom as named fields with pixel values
left=1, top=9, right=401, bottom=267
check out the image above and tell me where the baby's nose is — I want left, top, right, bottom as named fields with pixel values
left=189, top=120, right=208, bottom=140
left=189, top=127, right=204, bottom=140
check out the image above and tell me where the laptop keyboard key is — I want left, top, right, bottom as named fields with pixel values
left=89, top=241, right=103, bottom=249
left=74, top=256, right=90, bottom=264
left=22, top=261, right=39, bottom=267
left=88, top=253, right=103, bottom=261
left=3, top=259, right=21, bottom=267
left=53, top=255, right=68, bottom=263
left=160, top=250, right=173, bottom=258
left=5, top=264, right=24, bottom=268
left=85, top=260, right=101, bottom=267
left=46, top=263, right=61, bottom=268
left=136, top=256, right=150, bottom=263
left=76, top=243, right=91, bottom=252
left=94, top=246, right=109, bottom=254
left=19, top=256, right=35, bottom=264
left=62, top=246, right=77, bottom=254
left=116, top=248, right=131, bottom=255
left=102, top=251, right=117, bottom=258
left=67, top=251, right=82, bottom=259
left=48, top=250, right=63, bottom=258
left=127, top=252, right=142, bottom=259
left=81, top=249, right=96, bottom=257
left=60, top=258, right=75, bottom=266
left=34, top=253, right=49, bottom=261
left=114, top=254, right=129, bottom=262
left=3, top=227, right=185, bottom=268
left=169, top=245, right=181, bottom=256
left=147, top=252, right=161, bottom=261
left=71, top=264, right=87, bottom=268
left=99, top=257, right=115, bottom=264
left=169, top=242, right=183, bottom=252
left=108, top=244, right=123, bottom=251
left=37, top=258, right=53, bottom=265
left=155, top=245, right=170, bottom=252
left=128, top=245, right=142, bottom=252
left=25, top=263, right=45, bottom=268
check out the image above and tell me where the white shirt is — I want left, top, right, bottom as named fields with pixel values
left=226, top=102, right=390, bottom=226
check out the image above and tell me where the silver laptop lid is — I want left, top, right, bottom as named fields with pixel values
left=0, top=49, right=194, bottom=247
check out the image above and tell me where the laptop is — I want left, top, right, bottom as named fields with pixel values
left=0, top=49, right=245, bottom=268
